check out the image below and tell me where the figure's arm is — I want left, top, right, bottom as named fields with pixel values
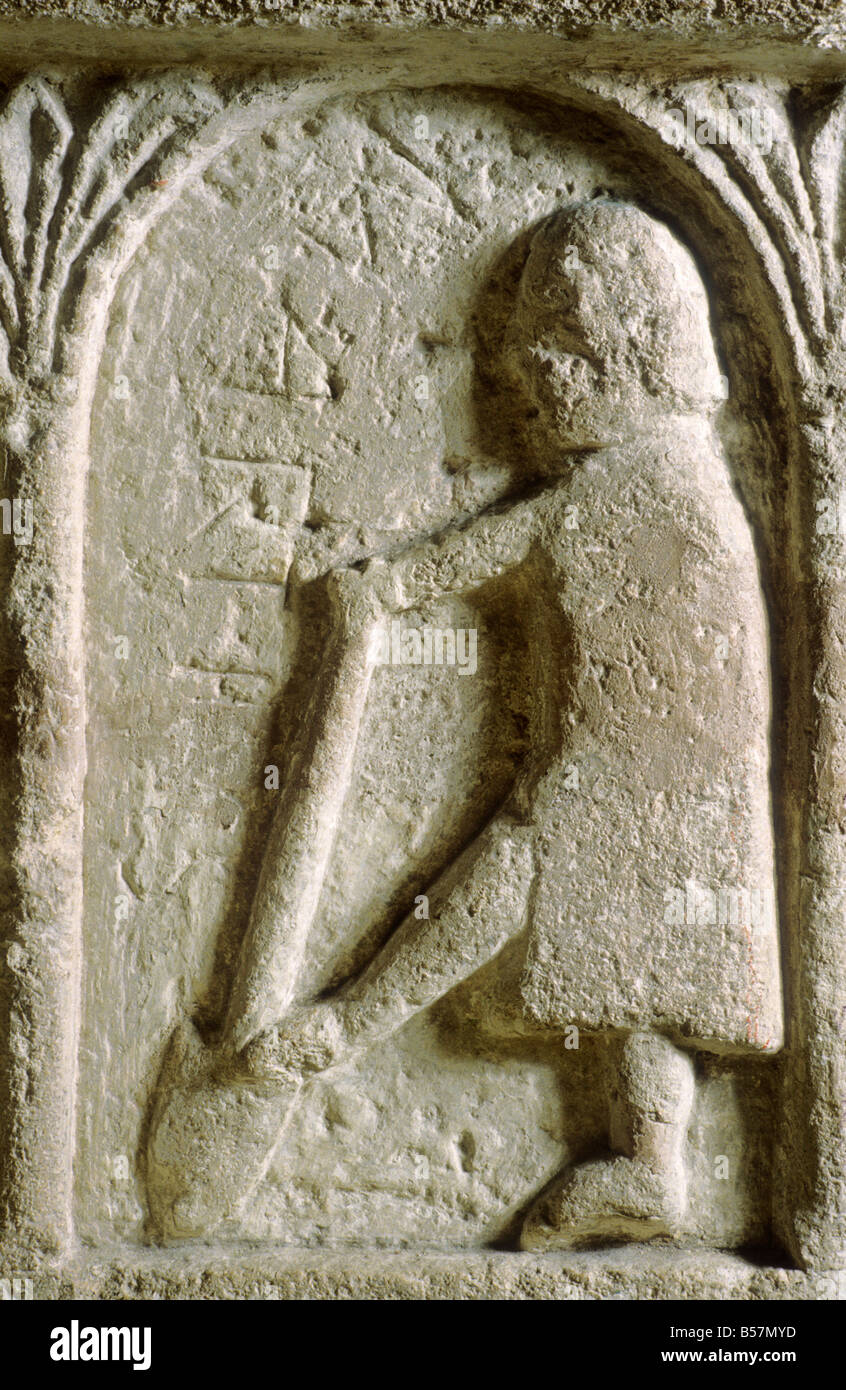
left=340, top=817, right=535, bottom=1047
left=241, top=816, right=535, bottom=1079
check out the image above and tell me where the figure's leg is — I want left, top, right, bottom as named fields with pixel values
left=521, top=1031, right=695, bottom=1250
left=238, top=817, right=535, bottom=1080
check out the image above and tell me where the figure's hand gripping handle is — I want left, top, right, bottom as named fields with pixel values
left=387, top=498, right=537, bottom=610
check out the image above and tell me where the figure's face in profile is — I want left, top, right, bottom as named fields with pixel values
left=503, top=201, right=724, bottom=462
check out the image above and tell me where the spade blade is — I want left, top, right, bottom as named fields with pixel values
left=146, top=1022, right=301, bottom=1240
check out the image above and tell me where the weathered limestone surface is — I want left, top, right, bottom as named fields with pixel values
left=0, top=1, right=844, bottom=1300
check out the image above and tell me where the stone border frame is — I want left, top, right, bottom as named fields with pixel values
left=0, top=31, right=843, bottom=1286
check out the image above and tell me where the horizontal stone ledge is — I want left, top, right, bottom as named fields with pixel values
left=0, top=1246, right=834, bottom=1301
left=0, top=0, right=843, bottom=39
left=0, top=11, right=846, bottom=81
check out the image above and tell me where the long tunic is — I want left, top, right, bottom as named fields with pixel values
left=390, top=429, right=784, bottom=1054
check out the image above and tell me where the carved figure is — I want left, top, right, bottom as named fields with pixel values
left=147, top=201, right=783, bottom=1248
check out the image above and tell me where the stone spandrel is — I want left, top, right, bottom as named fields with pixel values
left=0, top=42, right=843, bottom=1293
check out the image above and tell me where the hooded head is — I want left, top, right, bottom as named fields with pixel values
left=503, top=200, right=724, bottom=460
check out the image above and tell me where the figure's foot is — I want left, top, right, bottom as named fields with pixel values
left=237, top=1000, right=351, bottom=1081
left=520, top=1154, right=688, bottom=1251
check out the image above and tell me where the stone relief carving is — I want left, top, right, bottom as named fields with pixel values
left=145, top=195, right=784, bottom=1251
left=0, top=66, right=844, bottom=1285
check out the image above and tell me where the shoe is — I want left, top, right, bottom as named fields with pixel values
left=520, top=1154, right=688, bottom=1251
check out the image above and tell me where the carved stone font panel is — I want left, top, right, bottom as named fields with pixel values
left=0, top=5, right=844, bottom=1303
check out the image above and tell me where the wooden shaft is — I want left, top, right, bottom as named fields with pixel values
left=225, top=614, right=379, bottom=1053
